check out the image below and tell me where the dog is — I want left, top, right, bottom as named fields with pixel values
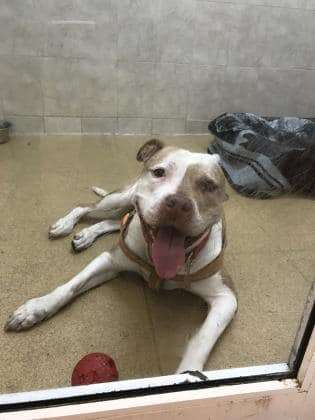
left=5, top=139, right=237, bottom=374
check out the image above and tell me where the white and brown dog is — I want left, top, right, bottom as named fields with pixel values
left=5, top=139, right=237, bottom=373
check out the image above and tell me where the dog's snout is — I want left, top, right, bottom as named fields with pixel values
left=181, top=200, right=193, bottom=213
left=165, top=194, right=193, bottom=215
left=165, top=195, right=177, bottom=209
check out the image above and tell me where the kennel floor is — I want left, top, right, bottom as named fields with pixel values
left=0, top=135, right=314, bottom=393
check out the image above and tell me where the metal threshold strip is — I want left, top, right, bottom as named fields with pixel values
left=0, top=363, right=291, bottom=412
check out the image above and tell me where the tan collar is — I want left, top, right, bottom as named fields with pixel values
left=119, top=211, right=226, bottom=289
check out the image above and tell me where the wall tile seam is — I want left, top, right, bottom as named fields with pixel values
left=5, top=116, right=205, bottom=121
left=190, top=0, right=197, bottom=131
left=66, top=62, right=315, bottom=72
left=4, top=114, right=119, bottom=118
left=152, top=117, right=188, bottom=120
left=6, top=115, right=45, bottom=132
left=117, top=113, right=187, bottom=118
left=0, top=97, right=5, bottom=118
left=114, top=7, right=119, bottom=121
left=44, top=117, right=82, bottom=134
left=32, top=132, right=209, bottom=136
left=3, top=2, right=315, bottom=18
left=0, top=17, right=117, bottom=24
left=40, top=115, right=45, bottom=134
left=2, top=54, right=315, bottom=70
left=81, top=117, right=119, bottom=134
left=2, top=54, right=315, bottom=72
left=196, top=0, right=315, bottom=12
left=1, top=114, right=183, bottom=121
left=7, top=120, right=211, bottom=135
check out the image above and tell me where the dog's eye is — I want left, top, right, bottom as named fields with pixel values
left=198, top=178, right=218, bottom=193
left=151, top=168, right=165, bottom=178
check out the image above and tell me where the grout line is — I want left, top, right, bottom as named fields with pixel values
left=39, top=56, right=46, bottom=131
left=0, top=97, right=5, bottom=119
left=5, top=115, right=211, bottom=135
left=151, top=61, right=157, bottom=135
left=185, top=118, right=188, bottom=134
left=114, top=117, right=118, bottom=134
left=2, top=53, right=315, bottom=71
left=20, top=132, right=208, bottom=137
left=197, top=0, right=315, bottom=12
left=151, top=117, right=188, bottom=121
left=115, top=4, right=119, bottom=122
left=186, top=0, right=197, bottom=132
left=41, top=116, right=45, bottom=134
left=6, top=114, right=117, bottom=119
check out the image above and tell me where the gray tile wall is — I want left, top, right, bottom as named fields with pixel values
left=0, top=0, right=315, bottom=134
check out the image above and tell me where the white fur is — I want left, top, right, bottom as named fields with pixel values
left=5, top=149, right=237, bottom=373
left=91, top=186, right=108, bottom=197
left=72, top=220, right=120, bottom=251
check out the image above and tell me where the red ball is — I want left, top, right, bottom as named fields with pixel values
left=71, top=353, right=119, bottom=386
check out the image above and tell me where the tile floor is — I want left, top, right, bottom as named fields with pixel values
left=0, top=135, right=314, bottom=392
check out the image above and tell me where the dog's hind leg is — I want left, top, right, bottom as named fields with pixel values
left=72, top=220, right=120, bottom=252
left=48, top=184, right=136, bottom=239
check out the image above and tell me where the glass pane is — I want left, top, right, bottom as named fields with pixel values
left=0, top=0, right=314, bottom=406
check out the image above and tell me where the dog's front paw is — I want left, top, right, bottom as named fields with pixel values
left=49, top=217, right=75, bottom=239
left=4, top=298, right=49, bottom=331
left=176, top=361, right=203, bottom=375
left=72, top=229, right=97, bottom=252
left=180, top=370, right=209, bottom=381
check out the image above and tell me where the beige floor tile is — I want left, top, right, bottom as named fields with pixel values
left=145, top=250, right=311, bottom=373
left=205, top=251, right=312, bottom=370
left=236, top=194, right=315, bottom=251
left=224, top=189, right=275, bottom=255
left=288, top=251, right=315, bottom=284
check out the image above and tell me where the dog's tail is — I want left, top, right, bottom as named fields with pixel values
left=91, top=186, right=108, bottom=197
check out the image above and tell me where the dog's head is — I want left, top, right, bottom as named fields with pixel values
left=133, top=139, right=228, bottom=279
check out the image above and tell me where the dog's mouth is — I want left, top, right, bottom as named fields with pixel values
left=144, top=223, right=206, bottom=280
left=150, top=225, right=186, bottom=280
left=135, top=200, right=209, bottom=280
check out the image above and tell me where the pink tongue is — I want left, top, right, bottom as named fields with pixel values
left=151, top=227, right=185, bottom=279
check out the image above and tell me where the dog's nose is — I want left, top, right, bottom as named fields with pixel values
left=165, top=194, right=193, bottom=215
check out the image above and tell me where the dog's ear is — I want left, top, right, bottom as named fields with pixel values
left=137, top=139, right=164, bottom=163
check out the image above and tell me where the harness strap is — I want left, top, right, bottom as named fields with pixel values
left=119, top=212, right=226, bottom=289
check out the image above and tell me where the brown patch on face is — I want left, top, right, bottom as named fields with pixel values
left=136, top=139, right=164, bottom=163
left=144, top=146, right=179, bottom=169
left=177, top=163, right=227, bottom=217
left=196, top=176, right=219, bottom=194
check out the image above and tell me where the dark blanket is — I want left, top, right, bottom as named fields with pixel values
left=208, top=113, right=315, bottom=198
